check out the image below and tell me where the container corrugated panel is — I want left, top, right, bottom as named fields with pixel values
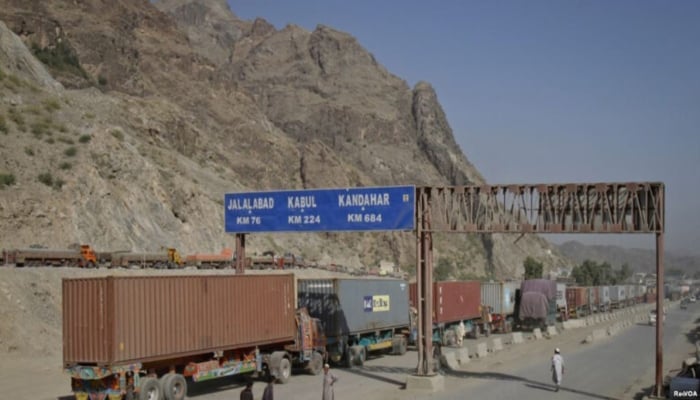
left=600, top=286, right=611, bottom=304
left=587, top=287, right=599, bottom=307
left=481, top=282, right=519, bottom=315
left=556, top=283, right=567, bottom=310
left=566, top=287, right=588, bottom=309
left=610, top=285, right=626, bottom=301
left=410, top=281, right=481, bottom=324
left=63, top=274, right=295, bottom=366
left=298, top=278, right=409, bottom=339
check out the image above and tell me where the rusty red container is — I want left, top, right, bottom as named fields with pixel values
left=566, top=287, right=589, bottom=310
left=63, top=274, right=295, bottom=366
left=409, top=281, right=481, bottom=323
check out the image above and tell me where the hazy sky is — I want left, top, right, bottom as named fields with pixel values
left=228, top=1, right=700, bottom=255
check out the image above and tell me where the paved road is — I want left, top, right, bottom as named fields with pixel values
left=441, top=301, right=700, bottom=400
left=182, top=302, right=696, bottom=400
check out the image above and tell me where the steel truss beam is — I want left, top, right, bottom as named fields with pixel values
left=416, top=182, right=664, bottom=234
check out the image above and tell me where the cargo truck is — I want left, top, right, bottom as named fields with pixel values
left=480, top=281, right=519, bottom=333
left=298, top=278, right=410, bottom=368
left=515, top=279, right=558, bottom=330
left=409, top=280, right=482, bottom=346
left=63, top=274, right=326, bottom=400
left=599, top=286, right=611, bottom=312
left=566, top=287, right=589, bottom=318
left=556, top=282, right=569, bottom=320
left=610, top=285, right=626, bottom=309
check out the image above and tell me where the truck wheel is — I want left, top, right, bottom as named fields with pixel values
left=162, top=374, right=187, bottom=400
left=397, top=337, right=407, bottom=355
left=138, top=377, right=163, bottom=400
left=344, top=347, right=355, bottom=368
left=277, top=358, right=291, bottom=384
left=472, top=324, right=481, bottom=339
left=307, top=351, right=324, bottom=375
left=354, top=346, right=366, bottom=367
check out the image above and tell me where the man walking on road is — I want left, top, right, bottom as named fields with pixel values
left=551, top=348, right=565, bottom=392
left=322, top=363, right=339, bottom=400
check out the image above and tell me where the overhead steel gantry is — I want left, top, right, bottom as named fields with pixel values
left=414, top=182, right=665, bottom=395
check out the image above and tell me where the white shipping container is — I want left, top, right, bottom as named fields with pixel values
left=481, top=281, right=520, bottom=315
left=556, top=283, right=568, bottom=311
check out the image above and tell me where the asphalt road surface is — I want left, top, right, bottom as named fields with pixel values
left=179, top=301, right=696, bottom=400
left=440, top=301, right=699, bottom=400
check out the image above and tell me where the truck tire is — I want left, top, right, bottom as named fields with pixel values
left=353, top=346, right=366, bottom=367
left=344, top=346, right=355, bottom=368
left=277, top=357, right=291, bottom=384
left=138, top=377, right=163, bottom=400
left=307, top=351, right=324, bottom=375
left=161, top=374, right=187, bottom=400
left=393, top=336, right=407, bottom=355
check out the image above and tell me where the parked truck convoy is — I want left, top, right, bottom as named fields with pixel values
left=297, top=278, right=410, bottom=367
left=63, top=274, right=326, bottom=400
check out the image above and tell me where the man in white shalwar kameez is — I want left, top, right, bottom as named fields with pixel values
left=551, top=348, right=565, bottom=392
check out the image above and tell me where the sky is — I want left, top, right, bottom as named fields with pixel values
left=228, top=1, right=700, bottom=255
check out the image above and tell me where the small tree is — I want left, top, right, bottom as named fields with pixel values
left=434, top=257, right=453, bottom=281
left=523, top=256, right=544, bottom=279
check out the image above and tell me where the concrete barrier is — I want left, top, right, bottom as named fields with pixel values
left=406, top=374, right=445, bottom=392
left=546, top=326, right=558, bottom=336
left=510, top=332, right=524, bottom=344
left=457, top=348, right=470, bottom=365
left=607, top=324, right=619, bottom=336
left=475, top=342, right=488, bottom=358
left=441, top=351, right=460, bottom=371
left=562, top=320, right=581, bottom=330
left=532, top=328, right=543, bottom=340
left=490, top=338, right=503, bottom=352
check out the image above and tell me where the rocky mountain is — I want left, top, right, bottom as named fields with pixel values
left=557, top=241, right=700, bottom=276
left=0, top=0, right=567, bottom=278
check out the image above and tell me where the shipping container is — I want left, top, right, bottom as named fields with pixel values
left=599, top=286, right=611, bottom=311
left=298, top=278, right=410, bottom=366
left=587, top=287, right=600, bottom=312
left=610, top=285, right=626, bottom=308
left=410, top=280, right=481, bottom=324
left=64, top=274, right=296, bottom=365
left=63, top=274, right=325, bottom=399
left=566, top=287, right=589, bottom=317
left=481, top=281, right=519, bottom=315
left=556, top=283, right=568, bottom=317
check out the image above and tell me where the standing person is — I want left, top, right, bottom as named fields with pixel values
left=551, top=348, right=565, bottom=392
left=240, top=380, right=254, bottom=400
left=322, top=363, right=339, bottom=400
left=262, top=374, right=274, bottom=400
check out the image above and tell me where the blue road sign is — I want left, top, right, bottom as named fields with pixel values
left=224, top=186, right=415, bottom=233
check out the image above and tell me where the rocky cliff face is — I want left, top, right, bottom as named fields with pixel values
left=0, top=0, right=567, bottom=278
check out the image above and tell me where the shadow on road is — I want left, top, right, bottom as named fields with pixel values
left=343, top=365, right=413, bottom=388
left=446, top=369, right=620, bottom=400
left=631, top=384, right=656, bottom=400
